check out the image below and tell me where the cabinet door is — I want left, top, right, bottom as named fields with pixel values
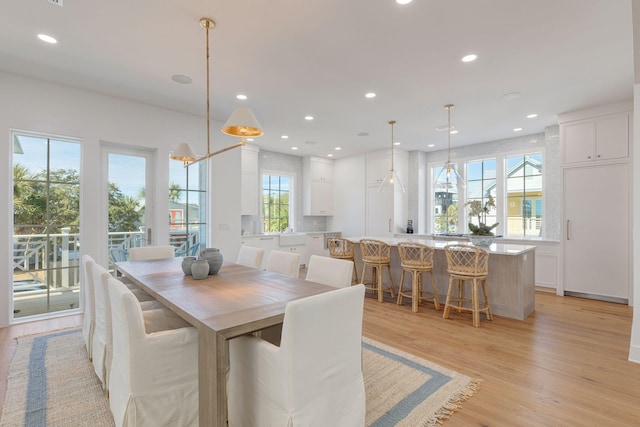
left=309, top=181, right=333, bottom=215
left=312, top=159, right=333, bottom=182
left=595, top=114, right=629, bottom=161
left=367, top=184, right=393, bottom=236
left=563, top=121, right=594, bottom=164
left=563, top=164, right=629, bottom=300
left=241, top=171, right=259, bottom=215
left=366, top=155, right=390, bottom=185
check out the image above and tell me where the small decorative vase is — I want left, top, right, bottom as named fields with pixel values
left=190, top=259, right=210, bottom=280
left=181, top=256, right=196, bottom=275
left=469, top=235, right=496, bottom=247
left=200, top=248, right=223, bottom=275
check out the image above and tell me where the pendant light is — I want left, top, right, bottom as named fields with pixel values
left=434, top=104, right=465, bottom=189
left=170, top=18, right=264, bottom=166
left=378, top=120, right=406, bottom=193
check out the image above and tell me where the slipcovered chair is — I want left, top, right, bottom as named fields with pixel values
left=228, top=284, right=366, bottom=427
left=266, top=250, right=300, bottom=278
left=107, top=277, right=198, bottom=427
left=305, top=255, right=354, bottom=288
left=81, top=254, right=96, bottom=360
left=91, top=263, right=175, bottom=392
left=128, top=245, right=175, bottom=261
left=236, top=245, right=265, bottom=269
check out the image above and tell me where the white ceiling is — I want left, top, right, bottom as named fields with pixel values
left=0, top=0, right=634, bottom=159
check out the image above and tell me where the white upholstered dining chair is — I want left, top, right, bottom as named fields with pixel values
left=305, top=255, right=354, bottom=288
left=266, top=250, right=300, bottom=278
left=227, top=284, right=366, bottom=427
left=236, top=245, right=265, bottom=269
left=128, top=245, right=175, bottom=261
left=81, top=255, right=96, bottom=360
left=107, top=277, right=198, bottom=427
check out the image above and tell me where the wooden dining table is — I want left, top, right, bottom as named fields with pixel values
left=115, top=257, right=335, bottom=427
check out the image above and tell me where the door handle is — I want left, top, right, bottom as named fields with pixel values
left=566, top=220, right=570, bottom=240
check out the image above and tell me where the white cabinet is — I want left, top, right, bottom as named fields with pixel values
left=562, top=164, right=630, bottom=301
left=305, top=233, right=328, bottom=262
left=561, top=112, right=629, bottom=164
left=365, top=150, right=408, bottom=237
left=303, top=157, right=333, bottom=216
left=241, top=145, right=260, bottom=215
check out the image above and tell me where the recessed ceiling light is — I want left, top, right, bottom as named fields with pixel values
left=393, top=142, right=401, bottom=146
left=513, top=127, right=523, bottom=132
left=461, top=54, right=477, bottom=62
left=334, top=147, right=342, bottom=150
left=396, top=0, right=413, bottom=4
left=37, top=34, right=57, bottom=44
left=327, top=154, right=334, bottom=157
left=526, top=113, right=538, bottom=119
left=281, top=135, right=289, bottom=139
left=291, top=146, right=299, bottom=150
left=501, top=92, right=521, bottom=101
left=305, top=115, right=314, bottom=121
left=427, top=144, right=435, bottom=148
left=450, top=130, right=459, bottom=134
left=236, top=94, right=247, bottom=100
left=365, top=92, right=376, bottom=99
left=171, top=74, right=192, bottom=84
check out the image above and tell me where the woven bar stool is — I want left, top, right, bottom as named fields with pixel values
left=443, top=244, right=493, bottom=327
left=396, top=242, right=440, bottom=313
left=360, top=239, right=395, bottom=302
left=328, top=237, right=359, bottom=284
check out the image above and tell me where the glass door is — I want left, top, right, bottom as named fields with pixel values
left=103, top=145, right=155, bottom=270
left=12, top=132, right=81, bottom=319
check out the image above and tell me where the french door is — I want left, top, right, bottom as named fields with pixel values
left=102, top=145, right=155, bottom=269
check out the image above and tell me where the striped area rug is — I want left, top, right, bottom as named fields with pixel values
left=0, top=330, right=479, bottom=426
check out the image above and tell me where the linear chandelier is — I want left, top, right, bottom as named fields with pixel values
left=170, top=18, right=263, bottom=166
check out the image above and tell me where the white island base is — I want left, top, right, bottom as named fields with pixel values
left=348, top=236, right=536, bottom=320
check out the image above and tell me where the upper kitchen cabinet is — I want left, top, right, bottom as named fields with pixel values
left=561, top=110, right=630, bottom=165
left=303, top=156, right=333, bottom=216
left=241, top=145, right=260, bottom=215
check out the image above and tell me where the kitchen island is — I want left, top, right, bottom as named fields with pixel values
left=346, top=236, right=536, bottom=320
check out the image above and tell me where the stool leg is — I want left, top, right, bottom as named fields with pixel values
left=443, top=276, right=455, bottom=319
left=386, top=264, right=395, bottom=298
left=456, top=279, right=464, bottom=312
left=411, top=269, right=419, bottom=313
left=472, top=279, right=480, bottom=327
left=376, top=265, right=384, bottom=303
left=429, top=270, right=441, bottom=310
left=481, top=279, right=493, bottom=320
left=352, top=258, right=359, bottom=284
left=397, top=269, right=406, bottom=305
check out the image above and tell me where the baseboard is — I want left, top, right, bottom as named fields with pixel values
left=535, top=286, right=556, bottom=294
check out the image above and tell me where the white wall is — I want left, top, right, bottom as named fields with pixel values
left=328, top=155, right=366, bottom=236
left=0, top=71, right=240, bottom=327
left=630, top=85, right=640, bottom=363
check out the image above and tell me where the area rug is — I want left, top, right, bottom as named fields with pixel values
left=1, top=330, right=479, bottom=427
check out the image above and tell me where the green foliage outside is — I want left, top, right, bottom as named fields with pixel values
left=435, top=203, right=458, bottom=233
left=262, top=192, right=289, bottom=232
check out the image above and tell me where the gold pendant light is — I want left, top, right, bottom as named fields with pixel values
left=170, top=18, right=263, bottom=166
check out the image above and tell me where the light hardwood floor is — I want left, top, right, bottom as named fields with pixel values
left=1, top=292, right=639, bottom=426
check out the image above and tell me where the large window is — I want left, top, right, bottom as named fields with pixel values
left=430, top=152, right=543, bottom=238
left=466, top=159, right=497, bottom=230
left=12, top=132, right=81, bottom=319
left=262, top=174, right=291, bottom=233
left=506, top=154, right=542, bottom=237
left=168, top=161, right=207, bottom=256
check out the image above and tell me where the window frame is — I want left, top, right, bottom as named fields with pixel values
left=261, top=170, right=294, bottom=233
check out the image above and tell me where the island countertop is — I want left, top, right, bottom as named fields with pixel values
left=345, top=236, right=536, bottom=256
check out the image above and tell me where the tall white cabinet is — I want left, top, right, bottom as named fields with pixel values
left=303, top=156, right=333, bottom=216
left=560, top=103, right=632, bottom=302
left=365, top=149, right=408, bottom=237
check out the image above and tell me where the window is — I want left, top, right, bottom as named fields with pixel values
left=466, top=159, right=497, bottom=230
left=506, top=154, right=543, bottom=237
left=262, top=174, right=291, bottom=233
left=12, top=132, right=81, bottom=319
left=430, top=152, right=544, bottom=237
left=168, top=161, right=207, bottom=256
